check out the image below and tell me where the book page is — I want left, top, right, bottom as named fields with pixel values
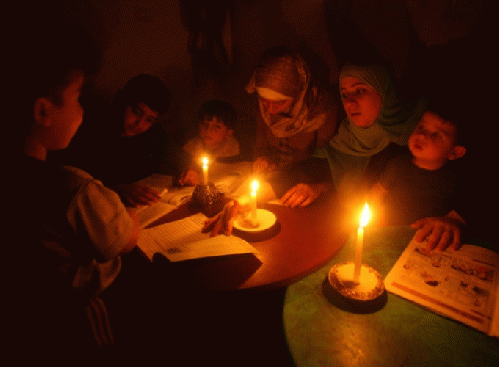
left=162, top=186, right=195, bottom=206
left=136, top=173, right=173, bottom=190
left=385, top=240, right=499, bottom=335
left=137, top=212, right=258, bottom=262
left=136, top=201, right=177, bottom=229
left=209, top=161, right=252, bottom=197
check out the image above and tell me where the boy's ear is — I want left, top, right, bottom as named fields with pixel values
left=449, top=145, right=466, bottom=160
left=33, top=97, right=53, bottom=127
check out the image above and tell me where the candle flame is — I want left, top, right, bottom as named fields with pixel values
left=360, top=203, right=370, bottom=227
left=251, top=179, right=259, bottom=193
left=201, top=156, right=209, bottom=167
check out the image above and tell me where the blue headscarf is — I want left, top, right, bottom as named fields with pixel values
left=315, top=63, right=427, bottom=190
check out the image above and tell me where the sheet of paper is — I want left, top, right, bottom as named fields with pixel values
left=137, top=212, right=258, bottom=262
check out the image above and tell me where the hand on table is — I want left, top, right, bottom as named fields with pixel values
left=179, top=168, right=201, bottom=186
left=202, top=199, right=250, bottom=236
left=280, top=183, right=330, bottom=208
left=253, top=157, right=276, bottom=175
left=411, top=215, right=465, bottom=251
left=114, top=183, right=162, bottom=207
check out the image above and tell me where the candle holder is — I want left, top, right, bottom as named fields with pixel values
left=328, top=262, right=384, bottom=301
left=191, top=182, right=221, bottom=209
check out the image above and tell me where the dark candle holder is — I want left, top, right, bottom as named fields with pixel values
left=191, top=182, right=222, bottom=215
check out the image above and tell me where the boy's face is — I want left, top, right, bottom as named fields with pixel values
left=409, top=111, right=464, bottom=170
left=46, top=70, right=85, bottom=150
left=199, top=116, right=233, bottom=152
left=340, top=77, right=382, bottom=128
left=122, top=102, right=159, bottom=137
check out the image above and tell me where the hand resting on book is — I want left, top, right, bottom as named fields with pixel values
left=113, top=183, right=163, bottom=207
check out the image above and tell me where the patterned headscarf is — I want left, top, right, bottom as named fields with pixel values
left=246, top=48, right=328, bottom=138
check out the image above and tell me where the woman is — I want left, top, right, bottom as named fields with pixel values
left=204, top=61, right=427, bottom=235
left=316, top=62, right=427, bottom=196
left=246, top=46, right=340, bottom=207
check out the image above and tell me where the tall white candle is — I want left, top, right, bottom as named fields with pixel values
left=202, top=156, right=209, bottom=185
left=250, top=179, right=259, bottom=226
left=354, top=203, right=370, bottom=283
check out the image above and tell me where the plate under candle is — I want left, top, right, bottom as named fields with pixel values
left=328, top=262, right=384, bottom=301
left=233, top=209, right=276, bottom=232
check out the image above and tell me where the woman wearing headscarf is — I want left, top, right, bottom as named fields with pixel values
left=246, top=46, right=340, bottom=207
left=315, top=62, right=427, bottom=196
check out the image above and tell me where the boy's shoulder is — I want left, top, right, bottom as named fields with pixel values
left=56, top=165, right=106, bottom=196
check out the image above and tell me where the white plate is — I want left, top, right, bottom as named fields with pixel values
left=234, top=209, right=276, bottom=232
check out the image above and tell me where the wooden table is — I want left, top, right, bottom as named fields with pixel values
left=146, top=192, right=350, bottom=291
left=283, top=226, right=499, bottom=367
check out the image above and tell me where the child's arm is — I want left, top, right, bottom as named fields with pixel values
left=179, top=167, right=201, bottom=186
left=120, top=208, right=140, bottom=255
left=411, top=210, right=466, bottom=251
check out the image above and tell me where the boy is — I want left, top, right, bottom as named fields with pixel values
left=369, top=108, right=467, bottom=251
left=51, top=74, right=173, bottom=208
left=8, top=24, right=138, bottom=359
left=179, top=99, right=240, bottom=185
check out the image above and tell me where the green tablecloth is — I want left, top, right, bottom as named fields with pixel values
left=283, top=226, right=499, bottom=367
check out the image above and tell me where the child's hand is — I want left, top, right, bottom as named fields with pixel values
left=179, top=168, right=201, bottom=186
left=114, top=183, right=161, bottom=207
left=411, top=215, right=465, bottom=251
left=202, top=199, right=251, bottom=236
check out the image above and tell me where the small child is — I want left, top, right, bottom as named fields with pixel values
left=369, top=108, right=467, bottom=251
left=180, top=99, right=240, bottom=185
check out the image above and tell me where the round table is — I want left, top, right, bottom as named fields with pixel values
left=283, top=226, right=499, bottom=367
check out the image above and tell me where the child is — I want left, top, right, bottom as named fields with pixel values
left=8, top=23, right=139, bottom=359
left=51, top=74, right=173, bottom=208
left=179, top=99, right=240, bottom=185
left=369, top=107, right=467, bottom=251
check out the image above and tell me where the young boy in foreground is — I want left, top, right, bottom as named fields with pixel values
left=9, top=25, right=138, bottom=358
left=369, top=109, right=467, bottom=251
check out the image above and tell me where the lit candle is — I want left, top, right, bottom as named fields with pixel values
left=354, top=203, right=370, bottom=283
left=250, top=179, right=259, bottom=226
left=202, top=156, right=209, bottom=185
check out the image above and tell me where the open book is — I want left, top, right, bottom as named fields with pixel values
left=137, top=212, right=258, bottom=262
left=133, top=174, right=194, bottom=228
left=135, top=165, right=252, bottom=228
left=385, top=239, right=499, bottom=337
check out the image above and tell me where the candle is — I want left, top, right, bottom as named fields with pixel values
left=202, top=156, right=209, bottom=185
left=250, top=179, right=259, bottom=226
left=354, top=203, right=370, bottom=283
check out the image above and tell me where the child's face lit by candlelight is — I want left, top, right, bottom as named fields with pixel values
left=122, top=102, right=159, bottom=137
left=199, top=117, right=233, bottom=152
left=409, top=111, right=465, bottom=170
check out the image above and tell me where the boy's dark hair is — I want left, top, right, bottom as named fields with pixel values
left=115, top=74, right=171, bottom=116
left=425, top=97, right=467, bottom=147
left=8, top=19, right=99, bottom=144
left=197, top=100, right=237, bottom=130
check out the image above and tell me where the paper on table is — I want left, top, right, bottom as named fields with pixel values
left=137, top=212, right=258, bottom=262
